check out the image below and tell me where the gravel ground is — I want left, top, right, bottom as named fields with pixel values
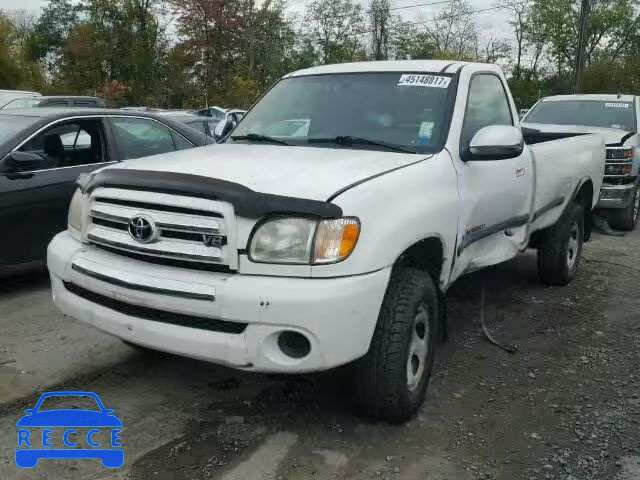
left=0, top=228, right=639, bottom=480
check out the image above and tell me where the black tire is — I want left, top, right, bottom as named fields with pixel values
left=354, top=267, right=438, bottom=423
left=537, top=202, right=584, bottom=286
left=609, top=186, right=639, bottom=231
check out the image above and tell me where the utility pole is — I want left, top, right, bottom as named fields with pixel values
left=572, top=0, right=590, bottom=94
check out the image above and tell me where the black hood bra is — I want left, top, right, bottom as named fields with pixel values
left=78, top=168, right=343, bottom=220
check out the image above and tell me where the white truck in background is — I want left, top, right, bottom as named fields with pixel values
left=48, top=61, right=605, bottom=422
left=523, top=94, right=640, bottom=230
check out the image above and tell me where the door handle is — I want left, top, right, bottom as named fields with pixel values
left=515, top=167, right=526, bottom=177
left=5, top=172, right=34, bottom=180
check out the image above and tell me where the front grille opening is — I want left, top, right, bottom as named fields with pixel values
left=93, top=217, right=126, bottom=231
left=90, top=244, right=236, bottom=273
left=64, top=282, right=247, bottom=334
left=94, top=198, right=223, bottom=218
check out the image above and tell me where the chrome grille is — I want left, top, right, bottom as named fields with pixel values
left=85, top=189, right=237, bottom=269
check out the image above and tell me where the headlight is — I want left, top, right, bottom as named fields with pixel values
left=605, top=163, right=633, bottom=175
left=606, top=148, right=633, bottom=160
left=250, top=218, right=317, bottom=264
left=67, top=189, right=84, bottom=238
left=249, top=217, right=360, bottom=264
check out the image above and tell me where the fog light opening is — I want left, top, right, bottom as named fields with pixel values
left=277, top=331, right=311, bottom=359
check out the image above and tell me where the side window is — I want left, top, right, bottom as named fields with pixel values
left=460, top=74, right=513, bottom=152
left=210, top=109, right=225, bottom=120
left=185, top=120, right=208, bottom=136
left=172, top=130, right=195, bottom=150
left=60, top=129, right=92, bottom=149
left=19, top=120, right=106, bottom=170
left=111, top=117, right=178, bottom=160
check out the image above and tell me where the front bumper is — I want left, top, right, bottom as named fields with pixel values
left=48, top=231, right=390, bottom=373
left=596, top=183, right=636, bottom=209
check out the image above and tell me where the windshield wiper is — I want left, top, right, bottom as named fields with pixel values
left=307, top=136, right=417, bottom=154
left=230, top=133, right=290, bottom=146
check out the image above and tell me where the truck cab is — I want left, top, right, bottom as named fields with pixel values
left=522, top=94, right=640, bottom=230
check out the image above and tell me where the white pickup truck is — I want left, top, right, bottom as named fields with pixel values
left=523, top=94, right=640, bottom=230
left=48, top=61, right=605, bottom=421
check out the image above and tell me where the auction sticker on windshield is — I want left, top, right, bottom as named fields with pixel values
left=398, top=74, right=451, bottom=88
left=605, top=103, right=630, bottom=108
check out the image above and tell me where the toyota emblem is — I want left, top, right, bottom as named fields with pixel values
left=128, top=215, right=156, bottom=243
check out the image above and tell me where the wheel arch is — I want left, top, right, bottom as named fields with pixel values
left=393, top=235, right=448, bottom=342
left=570, top=177, right=594, bottom=241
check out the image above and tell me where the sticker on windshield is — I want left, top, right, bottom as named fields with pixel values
left=605, top=103, right=630, bottom=108
left=418, top=121, right=435, bottom=145
left=398, top=74, right=451, bottom=88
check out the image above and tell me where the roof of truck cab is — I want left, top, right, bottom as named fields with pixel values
left=541, top=94, right=637, bottom=103
left=286, top=60, right=500, bottom=77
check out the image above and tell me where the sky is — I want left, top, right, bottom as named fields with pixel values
left=0, top=0, right=42, bottom=11
left=0, top=0, right=511, bottom=43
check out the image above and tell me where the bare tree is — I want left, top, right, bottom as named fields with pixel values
left=304, top=0, right=365, bottom=64
left=498, top=0, right=531, bottom=77
left=6, top=9, right=36, bottom=48
left=424, top=0, right=478, bottom=59
left=476, top=36, right=511, bottom=64
left=370, top=0, right=390, bottom=60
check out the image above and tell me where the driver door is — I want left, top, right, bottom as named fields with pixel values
left=450, top=74, right=533, bottom=280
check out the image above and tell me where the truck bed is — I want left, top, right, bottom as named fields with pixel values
left=523, top=127, right=586, bottom=145
left=528, top=132, right=605, bottom=232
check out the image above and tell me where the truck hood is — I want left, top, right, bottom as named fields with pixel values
left=522, top=122, right=634, bottom=146
left=114, top=143, right=430, bottom=201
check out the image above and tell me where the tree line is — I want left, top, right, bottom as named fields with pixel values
left=0, top=0, right=638, bottom=110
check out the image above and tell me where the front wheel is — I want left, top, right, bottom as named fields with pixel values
left=354, top=267, right=438, bottom=423
left=609, top=186, right=639, bottom=231
left=537, top=202, right=584, bottom=286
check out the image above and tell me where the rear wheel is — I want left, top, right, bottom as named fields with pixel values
left=609, top=186, right=639, bottom=231
left=354, top=267, right=438, bottom=423
left=537, top=202, right=584, bottom=286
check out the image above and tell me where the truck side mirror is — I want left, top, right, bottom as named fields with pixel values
left=468, top=125, right=524, bottom=160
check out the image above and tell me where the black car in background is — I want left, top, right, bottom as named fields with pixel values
left=0, top=96, right=106, bottom=110
left=0, top=108, right=213, bottom=273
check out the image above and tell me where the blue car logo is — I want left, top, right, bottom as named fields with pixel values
left=15, top=391, right=123, bottom=468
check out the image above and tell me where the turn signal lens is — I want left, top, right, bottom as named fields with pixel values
left=623, top=150, right=633, bottom=158
left=622, top=164, right=633, bottom=175
left=313, top=218, right=360, bottom=264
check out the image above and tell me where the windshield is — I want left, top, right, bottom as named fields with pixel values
left=525, top=100, right=637, bottom=131
left=231, top=72, right=455, bottom=153
left=0, top=115, right=40, bottom=145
